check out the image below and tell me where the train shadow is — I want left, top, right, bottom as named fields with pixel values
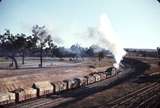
left=133, top=73, right=160, bottom=83
left=48, top=58, right=151, bottom=108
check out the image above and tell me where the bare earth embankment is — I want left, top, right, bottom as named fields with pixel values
left=1, top=56, right=160, bottom=108
left=55, top=56, right=160, bottom=108
left=0, top=57, right=113, bottom=93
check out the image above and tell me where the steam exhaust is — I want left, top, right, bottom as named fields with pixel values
left=98, top=14, right=126, bottom=69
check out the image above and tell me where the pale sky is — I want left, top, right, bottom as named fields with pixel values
left=0, top=0, right=160, bottom=48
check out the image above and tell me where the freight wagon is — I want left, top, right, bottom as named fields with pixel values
left=1, top=67, right=119, bottom=106
left=13, top=88, right=37, bottom=102
left=51, top=81, right=67, bottom=93
left=33, top=81, right=54, bottom=96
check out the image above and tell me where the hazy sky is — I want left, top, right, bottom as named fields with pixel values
left=0, top=0, right=160, bottom=48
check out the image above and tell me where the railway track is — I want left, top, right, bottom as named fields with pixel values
left=8, top=67, right=150, bottom=108
left=36, top=97, right=73, bottom=108
left=7, top=69, right=130, bottom=108
left=7, top=81, right=160, bottom=108
left=106, top=82, right=160, bottom=108
left=8, top=95, right=74, bottom=108
left=137, top=92, right=160, bottom=108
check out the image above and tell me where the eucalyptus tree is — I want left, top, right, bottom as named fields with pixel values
left=32, top=25, right=53, bottom=67
left=0, top=29, right=18, bottom=68
left=14, top=33, right=27, bottom=64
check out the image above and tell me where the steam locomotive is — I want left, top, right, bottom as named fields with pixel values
left=0, top=66, right=120, bottom=106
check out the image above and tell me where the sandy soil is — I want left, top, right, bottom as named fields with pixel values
left=0, top=57, right=113, bottom=92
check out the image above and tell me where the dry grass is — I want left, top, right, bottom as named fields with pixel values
left=0, top=56, right=159, bottom=107
left=0, top=57, right=113, bottom=92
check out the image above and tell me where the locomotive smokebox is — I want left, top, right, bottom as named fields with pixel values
left=105, top=62, right=126, bottom=76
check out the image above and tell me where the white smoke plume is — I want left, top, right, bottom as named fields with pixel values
left=98, top=14, right=126, bottom=69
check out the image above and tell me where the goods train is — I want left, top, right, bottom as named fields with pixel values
left=0, top=66, right=119, bottom=106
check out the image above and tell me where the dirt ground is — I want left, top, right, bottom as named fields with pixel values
left=55, top=56, right=160, bottom=108
left=0, top=57, right=113, bottom=92
left=0, top=56, right=160, bottom=108
left=56, top=82, right=149, bottom=108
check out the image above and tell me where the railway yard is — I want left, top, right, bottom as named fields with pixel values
left=0, top=56, right=160, bottom=108
left=0, top=0, right=160, bottom=107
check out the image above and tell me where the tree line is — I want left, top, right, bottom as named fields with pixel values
left=0, top=25, right=108, bottom=69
